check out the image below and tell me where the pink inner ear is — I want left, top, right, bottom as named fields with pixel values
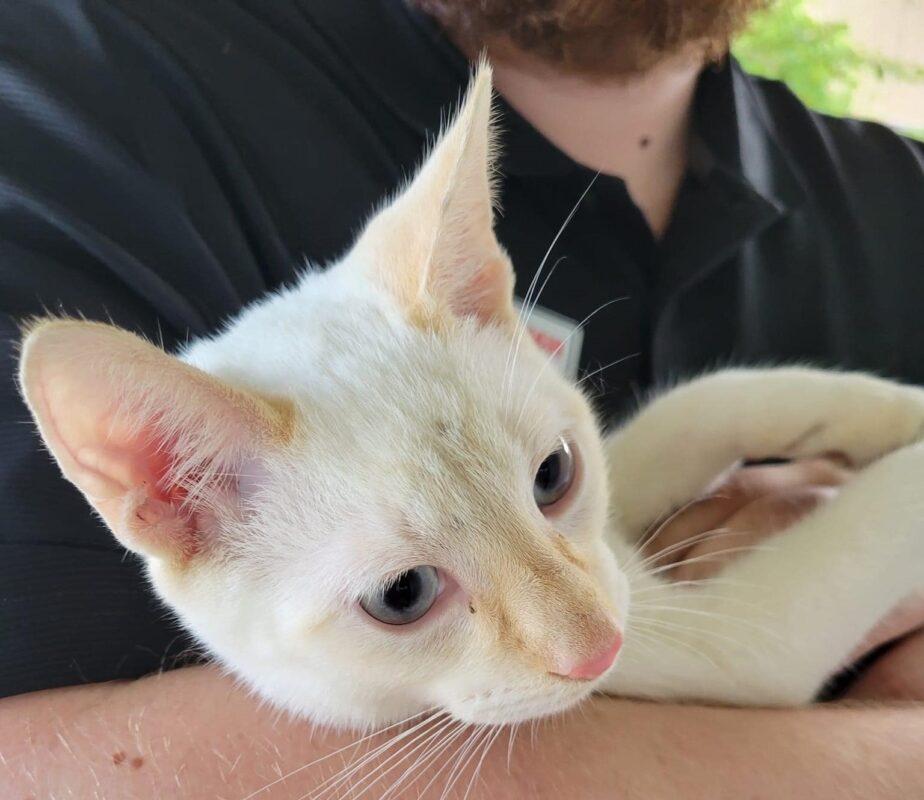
left=451, top=256, right=513, bottom=326
left=69, top=424, right=205, bottom=562
left=21, top=320, right=291, bottom=565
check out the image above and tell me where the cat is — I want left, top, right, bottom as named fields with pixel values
left=18, top=62, right=924, bottom=731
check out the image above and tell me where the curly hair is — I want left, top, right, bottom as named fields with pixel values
left=410, top=0, right=768, bottom=75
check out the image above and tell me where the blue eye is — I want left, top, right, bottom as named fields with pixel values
left=534, top=438, right=575, bottom=508
left=360, top=566, right=440, bottom=625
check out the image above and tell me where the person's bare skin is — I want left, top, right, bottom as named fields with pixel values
left=3, top=662, right=924, bottom=800
left=490, top=49, right=699, bottom=237
left=668, top=458, right=924, bottom=699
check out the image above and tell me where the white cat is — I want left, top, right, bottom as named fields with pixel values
left=18, top=63, right=924, bottom=731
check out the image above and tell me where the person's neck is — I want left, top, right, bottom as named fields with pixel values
left=489, top=51, right=703, bottom=239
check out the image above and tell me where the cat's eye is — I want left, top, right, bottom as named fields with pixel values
left=534, top=437, right=575, bottom=509
left=360, top=566, right=441, bottom=625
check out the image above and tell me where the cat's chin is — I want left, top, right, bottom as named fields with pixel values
left=443, top=681, right=598, bottom=726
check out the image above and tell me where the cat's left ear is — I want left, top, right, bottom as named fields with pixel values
left=18, top=320, right=294, bottom=566
left=354, top=59, right=515, bottom=328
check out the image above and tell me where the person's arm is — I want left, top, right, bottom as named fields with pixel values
left=2, top=664, right=923, bottom=800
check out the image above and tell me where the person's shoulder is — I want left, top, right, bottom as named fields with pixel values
left=739, top=67, right=924, bottom=196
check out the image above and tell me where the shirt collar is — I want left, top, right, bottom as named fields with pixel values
left=691, top=58, right=805, bottom=214
left=331, top=1, right=804, bottom=211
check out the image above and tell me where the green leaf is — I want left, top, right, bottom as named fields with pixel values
left=732, top=0, right=924, bottom=119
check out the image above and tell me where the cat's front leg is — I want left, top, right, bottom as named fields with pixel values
left=606, top=368, right=924, bottom=541
left=605, top=440, right=924, bottom=706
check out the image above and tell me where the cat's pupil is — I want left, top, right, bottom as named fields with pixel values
left=360, top=565, right=440, bottom=625
left=384, top=571, right=422, bottom=611
left=533, top=437, right=575, bottom=508
left=535, top=455, right=561, bottom=491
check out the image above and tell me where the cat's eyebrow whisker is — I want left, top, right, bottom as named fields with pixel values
left=505, top=253, right=568, bottom=406
left=503, top=172, right=599, bottom=409
left=237, top=708, right=444, bottom=800
left=514, top=295, right=629, bottom=428
left=574, top=352, right=641, bottom=389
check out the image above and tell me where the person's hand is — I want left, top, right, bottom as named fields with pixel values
left=644, top=457, right=924, bottom=700
left=642, top=457, right=852, bottom=582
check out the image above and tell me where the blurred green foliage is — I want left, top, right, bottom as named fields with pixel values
left=733, top=0, right=924, bottom=127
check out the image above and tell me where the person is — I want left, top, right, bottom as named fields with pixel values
left=1, top=0, right=923, bottom=796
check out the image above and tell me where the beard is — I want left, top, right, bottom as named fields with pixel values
left=410, top=0, right=768, bottom=76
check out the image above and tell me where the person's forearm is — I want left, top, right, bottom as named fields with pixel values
left=1, top=666, right=922, bottom=800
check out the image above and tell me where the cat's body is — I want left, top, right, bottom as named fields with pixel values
left=19, top=64, right=924, bottom=730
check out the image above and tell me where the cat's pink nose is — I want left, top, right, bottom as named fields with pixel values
left=557, top=632, right=623, bottom=681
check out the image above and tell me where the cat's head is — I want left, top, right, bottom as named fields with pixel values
left=19, top=62, right=629, bottom=728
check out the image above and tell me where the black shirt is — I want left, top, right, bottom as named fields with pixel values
left=1, top=0, right=923, bottom=698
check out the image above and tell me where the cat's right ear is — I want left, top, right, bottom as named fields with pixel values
left=352, top=59, right=517, bottom=330
left=18, top=320, right=293, bottom=565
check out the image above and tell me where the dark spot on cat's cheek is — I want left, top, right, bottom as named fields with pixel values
left=639, top=136, right=651, bottom=149
left=112, top=751, right=126, bottom=766
left=131, top=756, right=144, bottom=770
left=469, top=603, right=476, bottom=614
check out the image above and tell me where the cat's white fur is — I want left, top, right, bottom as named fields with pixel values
left=19, top=63, right=924, bottom=730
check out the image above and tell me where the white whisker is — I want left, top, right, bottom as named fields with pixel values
left=575, top=353, right=640, bottom=389
left=503, top=173, right=599, bottom=407
left=412, top=722, right=478, bottom=800
left=344, top=715, right=462, bottom=800
left=641, top=544, right=777, bottom=579
left=515, top=296, right=629, bottom=427
left=462, top=725, right=503, bottom=800
left=506, top=723, right=519, bottom=773
left=238, top=708, right=441, bottom=800
left=303, top=712, right=448, bottom=800
left=625, top=528, right=756, bottom=577
left=625, top=492, right=734, bottom=570
left=439, top=725, right=493, bottom=800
